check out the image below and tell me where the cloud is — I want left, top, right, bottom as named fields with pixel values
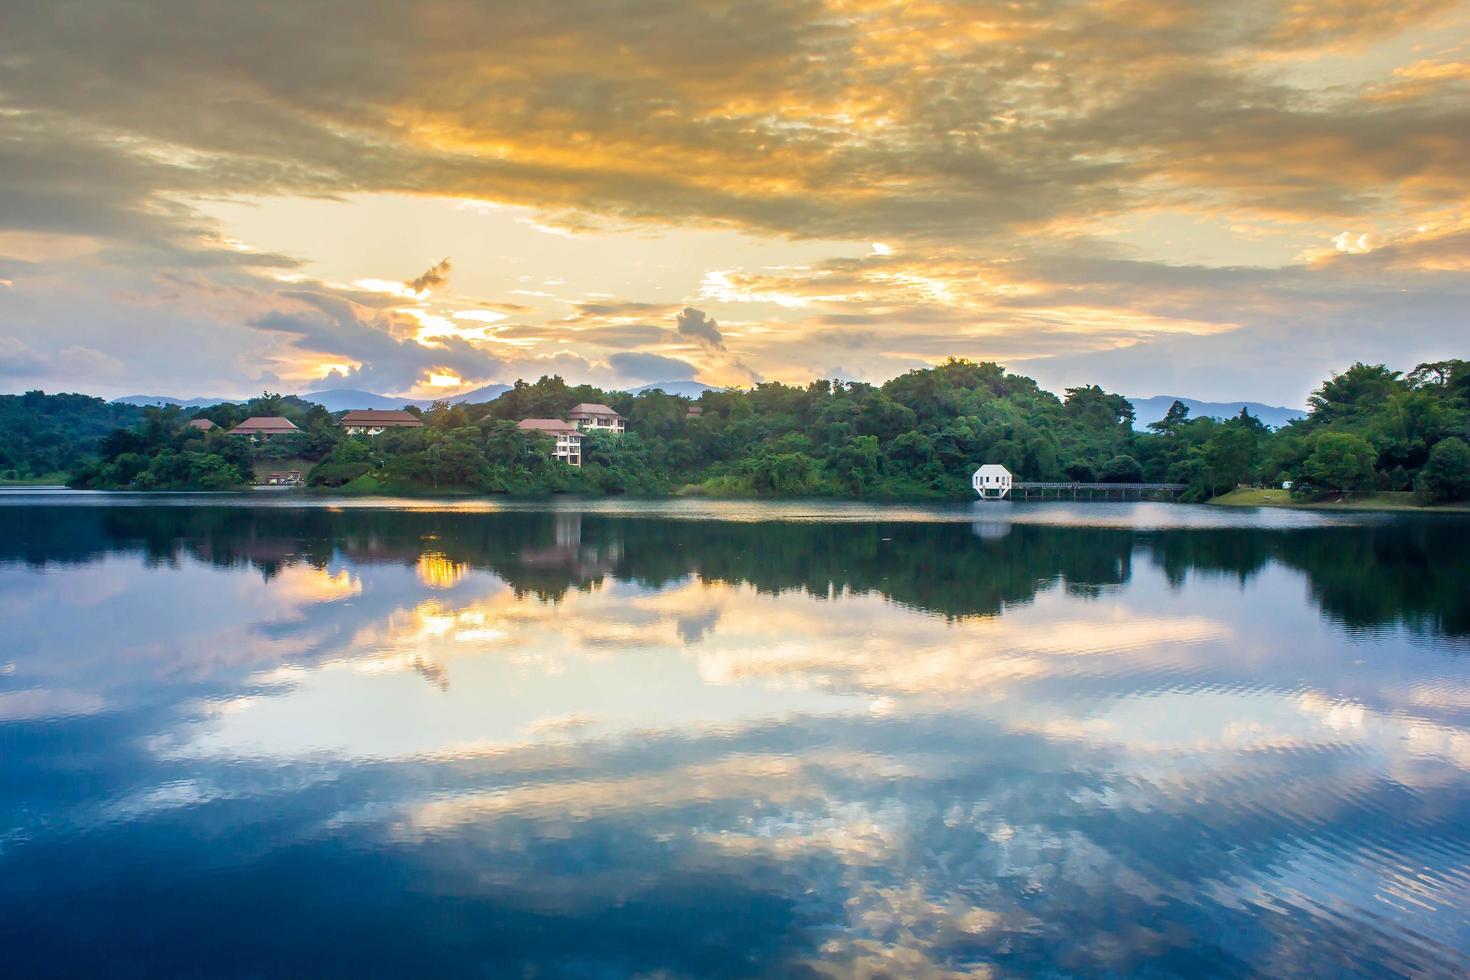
left=0, top=336, right=122, bottom=381
left=674, top=307, right=724, bottom=350
left=251, top=290, right=505, bottom=393
left=406, top=257, right=451, bottom=295
left=607, top=352, right=698, bottom=383
left=3, top=0, right=1465, bottom=248
left=0, top=337, right=47, bottom=378
left=670, top=306, right=764, bottom=386
left=0, top=0, right=1466, bottom=401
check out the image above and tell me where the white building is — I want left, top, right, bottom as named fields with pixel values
left=517, top=418, right=583, bottom=466
left=972, top=463, right=1013, bottom=500
left=567, top=403, right=626, bottom=434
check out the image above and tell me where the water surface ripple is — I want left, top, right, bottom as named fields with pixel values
left=1, top=496, right=1468, bottom=977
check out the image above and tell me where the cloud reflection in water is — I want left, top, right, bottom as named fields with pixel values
left=1, top=502, right=1469, bottom=975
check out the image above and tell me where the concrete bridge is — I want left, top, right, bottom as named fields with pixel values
left=1011, top=482, right=1187, bottom=500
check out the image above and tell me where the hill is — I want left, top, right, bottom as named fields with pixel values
left=1, top=392, right=145, bottom=478
left=445, top=383, right=512, bottom=405
left=1128, top=395, right=1305, bottom=430
left=117, top=383, right=513, bottom=413
left=627, top=380, right=719, bottom=397
left=114, top=394, right=238, bottom=409
left=303, top=388, right=423, bottom=411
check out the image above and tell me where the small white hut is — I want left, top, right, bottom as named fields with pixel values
left=972, top=464, right=1013, bottom=500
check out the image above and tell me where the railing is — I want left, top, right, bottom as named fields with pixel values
left=1014, top=482, right=1186, bottom=490
left=1009, top=482, right=1187, bottom=500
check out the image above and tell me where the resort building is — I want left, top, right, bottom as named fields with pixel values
left=187, top=418, right=217, bottom=431
left=686, top=405, right=703, bottom=417
left=338, top=409, right=425, bottom=436
left=517, top=418, right=583, bottom=466
left=972, top=463, right=1013, bottom=500
left=228, top=416, right=299, bottom=440
left=567, top=403, right=626, bottom=434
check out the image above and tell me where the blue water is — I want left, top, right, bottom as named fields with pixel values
left=1, top=496, right=1468, bottom=976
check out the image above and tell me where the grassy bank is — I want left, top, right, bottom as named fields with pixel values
left=0, top=472, right=70, bottom=486
left=1210, top=488, right=1470, bottom=513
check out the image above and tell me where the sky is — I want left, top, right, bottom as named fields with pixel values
left=0, top=0, right=1467, bottom=406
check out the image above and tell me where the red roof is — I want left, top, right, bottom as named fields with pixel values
left=338, top=409, right=423, bottom=427
left=568, top=403, right=623, bottom=418
left=187, top=418, right=217, bottom=430
left=517, top=418, right=581, bottom=435
left=228, top=416, right=299, bottom=434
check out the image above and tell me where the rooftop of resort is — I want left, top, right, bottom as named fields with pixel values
left=337, top=409, right=423, bottom=428
left=568, top=403, right=623, bottom=418
left=516, top=418, right=582, bottom=435
left=228, top=416, right=299, bottom=435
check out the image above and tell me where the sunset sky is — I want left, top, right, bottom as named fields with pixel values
left=1, top=0, right=1467, bottom=405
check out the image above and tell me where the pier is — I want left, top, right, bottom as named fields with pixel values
left=1011, top=482, right=1187, bottom=500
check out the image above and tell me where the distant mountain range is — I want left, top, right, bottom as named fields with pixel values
left=114, top=394, right=244, bottom=409
left=1127, top=395, right=1305, bottom=430
left=114, top=386, right=1299, bottom=428
left=301, top=384, right=513, bottom=411
left=113, top=380, right=712, bottom=412
left=627, top=380, right=719, bottom=397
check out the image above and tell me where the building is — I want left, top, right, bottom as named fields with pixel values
left=187, top=418, right=217, bottom=431
left=972, top=463, right=1013, bottom=500
left=517, top=419, right=583, bottom=466
left=227, top=416, right=299, bottom=440
left=262, top=470, right=304, bottom=486
left=567, top=403, right=626, bottom=434
left=686, top=405, right=703, bottom=417
left=338, top=409, right=425, bottom=436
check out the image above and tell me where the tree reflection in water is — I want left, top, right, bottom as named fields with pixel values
left=1, top=501, right=1469, bottom=976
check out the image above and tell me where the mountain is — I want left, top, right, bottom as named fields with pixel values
left=627, top=380, right=718, bottom=397
left=117, top=384, right=513, bottom=414
left=113, top=394, right=240, bottom=408
left=303, top=388, right=423, bottom=412
left=1128, top=395, right=1305, bottom=431
left=445, top=383, right=511, bottom=405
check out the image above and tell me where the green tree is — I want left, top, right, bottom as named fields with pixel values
left=1306, top=363, right=1405, bottom=427
left=825, top=436, right=882, bottom=495
left=1416, top=437, right=1470, bottom=503
left=1301, top=432, right=1377, bottom=494
left=1099, top=455, right=1143, bottom=483
left=1147, top=399, right=1191, bottom=433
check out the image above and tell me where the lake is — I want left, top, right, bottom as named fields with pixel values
left=2, top=494, right=1469, bottom=976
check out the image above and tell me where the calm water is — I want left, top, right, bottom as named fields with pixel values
left=2, top=495, right=1469, bottom=977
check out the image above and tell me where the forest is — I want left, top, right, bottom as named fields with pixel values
left=0, top=390, right=144, bottom=481
left=3, top=357, right=1466, bottom=502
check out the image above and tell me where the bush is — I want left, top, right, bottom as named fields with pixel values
left=1100, top=455, right=1143, bottom=483
left=1417, top=437, right=1470, bottom=503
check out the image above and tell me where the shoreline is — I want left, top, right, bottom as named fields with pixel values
left=13, top=483, right=1470, bottom=514
left=1208, top=488, right=1470, bottom=514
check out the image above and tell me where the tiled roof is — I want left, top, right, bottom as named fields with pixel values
left=338, top=409, right=423, bottom=426
left=568, top=403, right=622, bottom=417
left=517, top=418, right=581, bottom=434
left=229, top=416, right=299, bottom=434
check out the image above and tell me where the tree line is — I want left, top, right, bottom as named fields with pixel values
left=4, top=357, right=1466, bottom=501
